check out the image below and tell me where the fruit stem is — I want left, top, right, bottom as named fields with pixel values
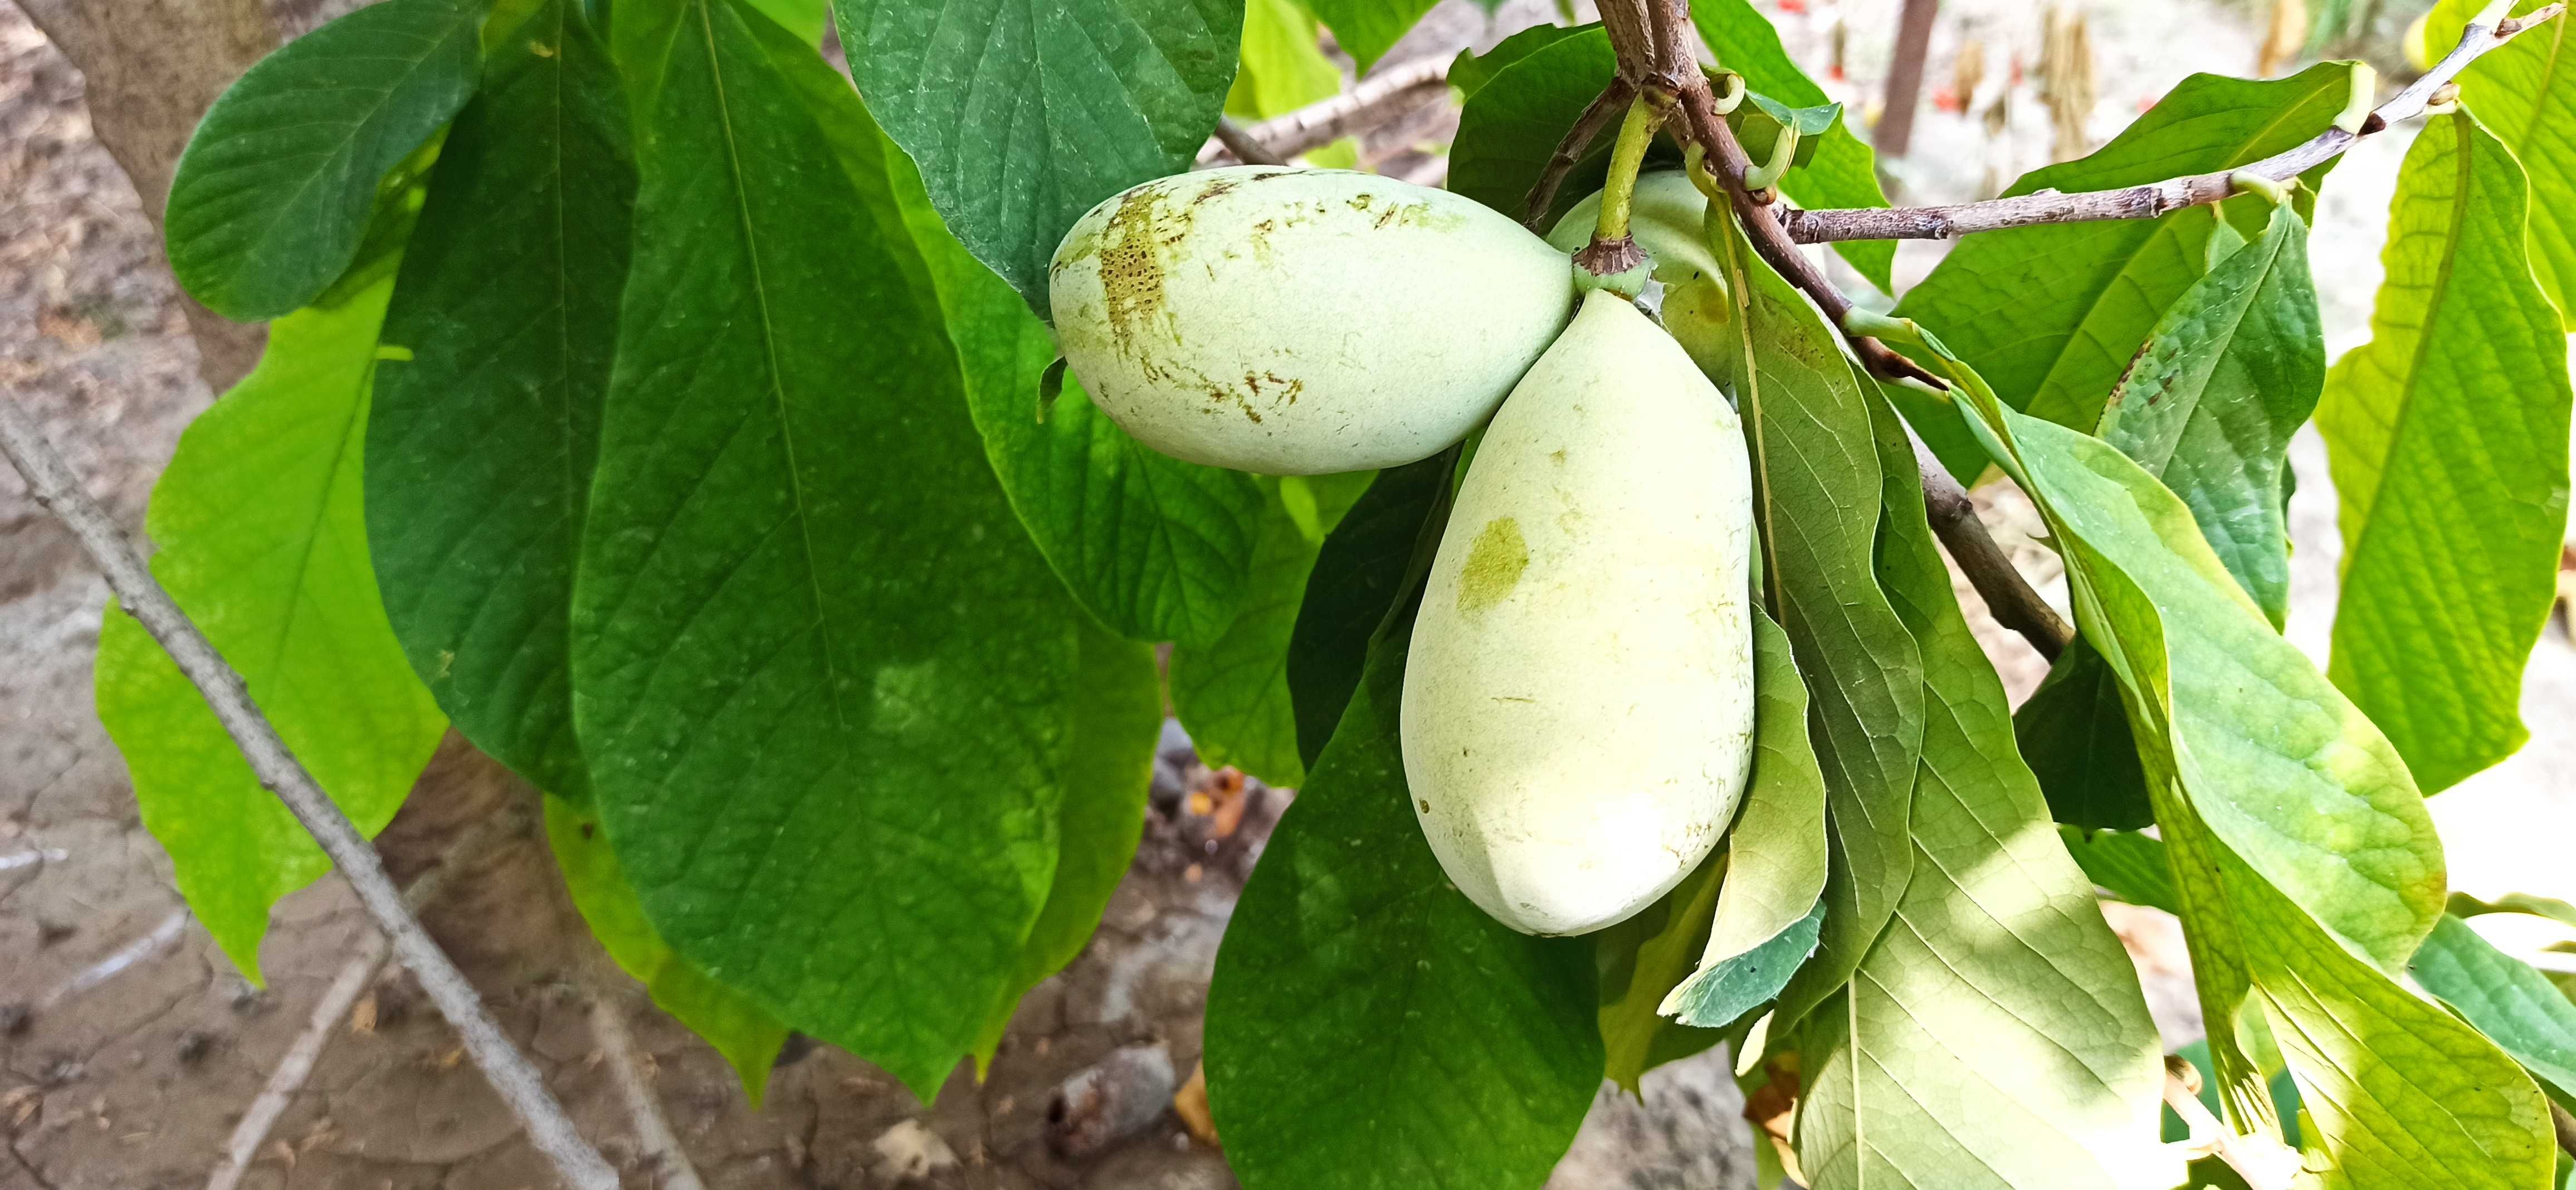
left=1593, top=94, right=1662, bottom=245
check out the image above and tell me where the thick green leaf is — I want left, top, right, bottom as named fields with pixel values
left=1711, top=214, right=1923, bottom=1007
left=2318, top=111, right=2570, bottom=795
left=1891, top=64, right=2355, bottom=479
left=572, top=0, right=1079, bottom=1099
left=1697, top=608, right=1827, bottom=966
left=876, top=124, right=1267, bottom=651
left=545, top=799, right=789, bottom=1101
left=165, top=0, right=481, bottom=321
left=1793, top=384, right=2170, bottom=1190
left=971, top=618, right=1163, bottom=1068
left=1447, top=27, right=1621, bottom=225
left=2412, top=914, right=2576, bottom=1107
left=1597, top=846, right=1727, bottom=1094
left=1686, top=0, right=1894, bottom=291
left=832, top=0, right=1240, bottom=306
left=2018, top=202, right=2322, bottom=830
left=1205, top=631, right=1602, bottom=1190
left=1171, top=474, right=1370, bottom=786
left=368, top=0, right=630, bottom=804
left=1448, top=23, right=1587, bottom=99
left=2427, top=0, right=2576, bottom=325
left=1286, top=450, right=1453, bottom=768
left=2058, top=826, right=2182, bottom=915
left=97, top=277, right=447, bottom=979
left=1300, top=0, right=1435, bottom=74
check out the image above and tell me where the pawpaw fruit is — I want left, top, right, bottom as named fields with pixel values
left=1050, top=167, right=1577, bottom=475
left=1401, top=289, right=1757, bottom=937
left=1549, top=172, right=1740, bottom=381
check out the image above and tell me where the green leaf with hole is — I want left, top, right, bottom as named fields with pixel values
left=165, top=0, right=482, bottom=321
left=2426, top=0, right=2576, bottom=326
left=1206, top=630, right=1601, bottom=1190
left=2411, top=914, right=2576, bottom=1108
left=1687, top=0, right=1893, bottom=291
left=832, top=0, right=1240, bottom=306
left=1286, top=451, right=1454, bottom=769
left=572, top=0, right=1080, bottom=1099
left=971, top=618, right=1163, bottom=1069
left=1172, top=473, right=1372, bottom=786
left=2318, top=111, right=2570, bottom=796
left=1891, top=64, right=2354, bottom=480
left=368, top=0, right=629, bottom=805
left=97, top=276, right=447, bottom=981
left=878, top=113, right=1268, bottom=651
left=545, top=799, right=789, bottom=1102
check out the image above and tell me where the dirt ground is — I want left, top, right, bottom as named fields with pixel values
left=3, top=0, right=2570, bottom=1186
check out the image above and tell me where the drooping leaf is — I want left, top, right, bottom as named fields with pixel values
left=164, top=0, right=482, bottom=321
left=2426, top=0, right=2576, bottom=325
left=572, top=0, right=1080, bottom=1099
left=2411, top=914, right=2576, bottom=1108
left=1891, top=64, right=2355, bottom=479
left=2017, top=201, right=2323, bottom=830
left=1172, top=474, right=1372, bottom=787
left=1711, top=213, right=1923, bottom=1012
left=1447, top=27, right=1621, bottom=225
left=368, top=0, right=631, bottom=804
left=2058, top=826, right=2182, bottom=915
left=971, top=618, right=1163, bottom=1069
left=1205, top=630, right=1602, bottom=1190
left=1299, top=0, right=1436, bottom=75
left=1686, top=0, right=1894, bottom=291
left=832, top=0, right=1241, bottom=306
left=1792, top=385, right=2170, bottom=1190
left=2317, top=111, right=2571, bottom=795
left=1286, top=450, right=1454, bottom=768
left=1597, top=845, right=1728, bottom=1094
left=97, top=276, right=447, bottom=979
left=1919, top=324, right=2546, bottom=1190
left=545, top=799, right=790, bottom=1101
left=1696, top=608, right=1827, bottom=967
left=876, top=120, right=1269, bottom=651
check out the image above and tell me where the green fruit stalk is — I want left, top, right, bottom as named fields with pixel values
left=1049, top=167, right=1577, bottom=475
left=1401, top=289, right=1757, bottom=937
left=1548, top=172, right=1739, bottom=381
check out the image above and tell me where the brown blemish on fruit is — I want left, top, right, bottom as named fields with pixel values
left=1100, top=186, right=1177, bottom=370
left=1456, top=518, right=1529, bottom=613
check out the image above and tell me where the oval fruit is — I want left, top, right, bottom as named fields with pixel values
left=1049, top=167, right=1576, bottom=475
left=1548, top=172, right=1739, bottom=380
left=1401, top=289, right=1757, bottom=937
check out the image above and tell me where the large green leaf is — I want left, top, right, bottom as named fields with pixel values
left=1919, top=326, right=2549, bottom=1189
left=571, top=0, right=1079, bottom=1099
left=1711, top=214, right=1923, bottom=1011
left=367, top=0, right=630, bottom=804
left=875, top=120, right=1267, bottom=651
left=970, top=618, right=1163, bottom=1068
left=544, top=799, right=790, bottom=1101
left=1788, top=378, right=2170, bottom=1190
left=164, top=0, right=482, bottom=321
left=1696, top=608, right=1827, bottom=968
left=2427, top=0, right=2576, bottom=325
left=1171, top=474, right=1371, bottom=786
left=831, top=0, right=1240, bottom=306
left=2014, top=638, right=2154, bottom=830
left=1286, top=450, right=1453, bottom=768
left=1447, top=27, right=1621, bottom=225
left=1205, top=630, right=1602, bottom=1190
left=2317, top=111, right=2570, bottom=796
left=2411, top=914, right=2576, bottom=1108
left=1891, top=64, right=2355, bottom=480
left=1300, top=0, right=1435, bottom=74
left=1686, top=0, right=1894, bottom=291
left=97, top=277, right=447, bottom=979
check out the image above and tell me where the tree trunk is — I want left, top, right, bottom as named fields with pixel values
left=15, top=0, right=277, bottom=392
left=1874, top=0, right=1939, bottom=160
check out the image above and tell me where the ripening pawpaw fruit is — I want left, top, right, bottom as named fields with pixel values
left=1547, top=172, right=1740, bottom=381
left=1048, top=167, right=1577, bottom=475
left=1401, top=289, right=1757, bottom=937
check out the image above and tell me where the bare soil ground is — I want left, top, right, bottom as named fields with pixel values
left=4, top=0, right=2570, bottom=1186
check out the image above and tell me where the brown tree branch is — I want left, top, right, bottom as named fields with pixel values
left=1211, top=118, right=1288, bottom=166
left=1779, top=0, right=2562, bottom=243
left=1523, top=80, right=1637, bottom=230
left=0, top=395, right=619, bottom=1190
left=1921, top=462, right=2072, bottom=659
left=1196, top=58, right=1452, bottom=166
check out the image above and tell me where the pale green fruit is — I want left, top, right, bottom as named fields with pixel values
left=1548, top=172, right=1738, bottom=380
left=1401, top=290, right=1756, bottom=937
left=1049, top=167, right=1576, bottom=475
